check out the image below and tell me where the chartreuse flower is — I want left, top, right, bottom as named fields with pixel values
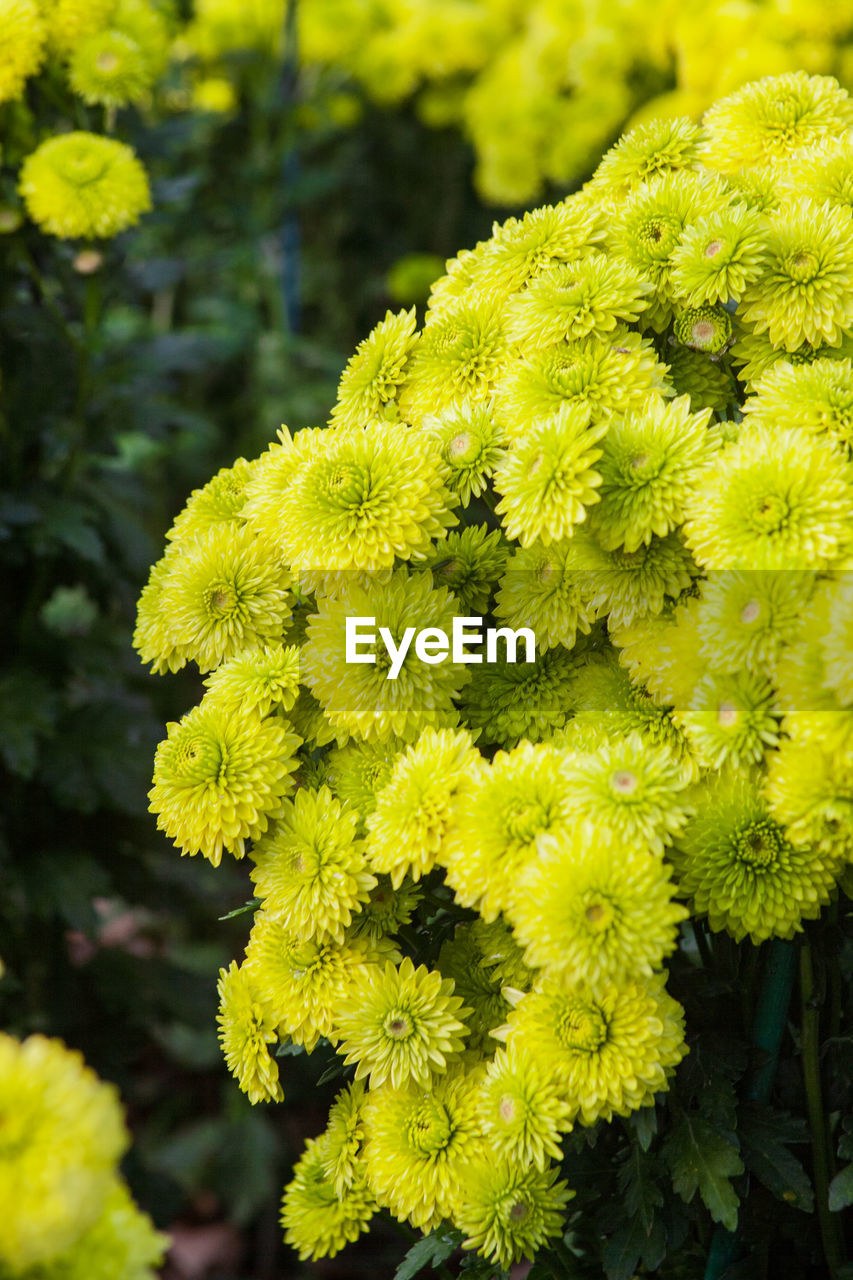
left=250, top=787, right=375, bottom=942
left=508, top=827, right=687, bottom=984
left=281, top=1137, right=375, bottom=1260
left=684, top=426, right=853, bottom=570
left=497, top=973, right=687, bottom=1126
left=19, top=133, right=150, bottom=239
left=494, top=538, right=597, bottom=651
left=366, top=727, right=480, bottom=887
left=504, top=253, right=651, bottom=348
left=441, top=742, right=575, bottom=921
left=666, top=346, right=733, bottom=414
left=302, top=569, right=468, bottom=743
left=476, top=1043, right=572, bottom=1170
left=216, top=961, right=283, bottom=1104
left=166, top=457, right=255, bottom=545
left=672, top=775, right=842, bottom=942
left=319, top=1081, right=366, bottom=1196
left=767, top=739, right=853, bottom=861
left=325, top=739, right=402, bottom=819
left=0, top=0, right=44, bottom=103
left=695, top=570, right=816, bottom=676
left=400, top=292, right=508, bottom=423
left=421, top=400, right=507, bottom=504
left=68, top=28, right=153, bottom=107
left=702, top=71, right=853, bottom=173
left=590, top=117, right=704, bottom=198
left=742, top=358, right=853, bottom=449
left=472, top=199, right=605, bottom=296
left=331, top=308, right=418, bottom=428
left=149, top=701, right=300, bottom=864
left=459, top=642, right=585, bottom=747
left=361, top=1070, right=481, bottom=1230
left=333, top=957, right=469, bottom=1089
left=562, top=529, right=696, bottom=630
left=679, top=669, right=780, bottom=769
left=425, top=524, right=507, bottom=615
left=29, top=1179, right=166, bottom=1280
left=203, top=643, right=300, bottom=717
left=455, top=1159, right=574, bottom=1269
left=670, top=205, right=766, bottom=306
left=0, top=1033, right=128, bottom=1272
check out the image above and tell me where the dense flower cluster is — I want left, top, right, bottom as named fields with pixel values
left=181, top=0, right=853, bottom=203
left=137, top=74, right=853, bottom=1269
left=0, top=1033, right=165, bottom=1278
left=1, top=0, right=171, bottom=238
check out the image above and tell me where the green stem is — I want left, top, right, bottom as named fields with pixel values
left=800, top=940, right=844, bottom=1277
left=693, top=917, right=713, bottom=970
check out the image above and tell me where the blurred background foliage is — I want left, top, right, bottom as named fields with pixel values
left=3, top=0, right=853, bottom=1277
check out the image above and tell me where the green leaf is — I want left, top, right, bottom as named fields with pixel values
left=739, top=1102, right=813, bottom=1212
left=829, top=1163, right=853, bottom=1212
left=626, top=1105, right=658, bottom=1152
left=664, top=1112, right=743, bottom=1231
left=617, top=1143, right=664, bottom=1234
left=602, top=1215, right=666, bottom=1280
left=218, top=898, right=261, bottom=921
left=0, top=671, right=56, bottom=778
left=392, top=1229, right=460, bottom=1280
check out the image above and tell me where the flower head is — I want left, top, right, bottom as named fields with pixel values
left=69, top=28, right=153, bottom=107
left=0, top=0, right=44, bottom=103
left=333, top=957, right=469, bottom=1089
left=495, top=538, right=597, bottom=651
left=673, top=304, right=732, bottom=354
left=670, top=205, right=766, bottom=306
left=250, top=787, right=376, bottom=942
left=425, top=524, right=507, bottom=615
left=421, top=400, right=507, bottom=504
left=743, top=358, right=853, bottom=450
left=166, top=458, right=255, bottom=545
left=455, top=1159, right=573, bottom=1269
left=331, top=308, right=418, bottom=428
left=216, top=961, right=283, bottom=1104
left=203, top=643, right=300, bottom=718
left=20, top=132, right=150, bottom=239
left=400, top=293, right=508, bottom=424
left=476, top=1044, right=572, bottom=1171
left=505, top=253, right=651, bottom=348
left=281, top=1137, right=375, bottom=1260
left=41, top=1179, right=166, bottom=1280
left=149, top=702, right=300, bottom=864
left=459, top=643, right=584, bottom=748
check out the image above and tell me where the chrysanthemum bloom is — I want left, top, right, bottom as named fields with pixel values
left=673, top=304, right=732, bottom=354
left=559, top=731, right=691, bottom=853
left=695, top=570, right=816, bottom=676
left=454, top=1159, right=573, bottom=1269
left=42, top=0, right=114, bottom=54
left=351, top=875, right=422, bottom=942
left=476, top=1044, right=572, bottom=1171
left=366, top=727, right=480, bottom=887
left=612, top=594, right=708, bottom=710
left=679, top=669, right=779, bottom=769
left=509, top=827, right=687, bottom=982
left=331, top=308, right=418, bottom=428
left=250, top=787, right=375, bottom=942
left=684, top=426, right=853, bottom=570
left=495, top=539, right=596, bottom=651
left=399, top=293, right=508, bottom=424
left=565, top=529, right=696, bottom=630
left=672, top=776, right=842, bottom=942
left=775, top=136, right=853, bottom=213
left=333, top=957, right=469, bottom=1089
left=494, top=406, right=607, bottom=546
left=244, top=914, right=398, bottom=1050
left=742, top=357, right=853, bottom=450
left=149, top=702, right=300, bottom=864
left=459, top=643, right=584, bottom=748
left=216, top=961, right=283, bottom=1104
left=441, top=742, right=576, bottom=920
left=361, top=1071, right=482, bottom=1229
left=203, top=643, right=300, bottom=718
left=667, top=346, right=733, bottom=414
left=820, top=576, right=853, bottom=706
left=438, top=925, right=523, bottom=1055
left=273, top=420, right=456, bottom=583
left=281, top=1137, right=375, bottom=1260
left=589, top=116, right=704, bottom=198
left=505, top=254, right=651, bottom=348
left=495, top=330, right=669, bottom=437
left=498, top=973, right=687, bottom=1125
left=302, top=570, right=468, bottom=743
left=425, top=524, right=507, bottom=616
left=19, top=132, right=151, bottom=239
left=39, top=1178, right=166, bottom=1280
left=420, top=401, right=507, bottom=505
left=740, top=199, right=853, bottom=351
left=325, top=739, right=402, bottom=819
left=319, top=1082, right=366, bottom=1195
left=701, top=71, right=853, bottom=173
left=589, top=396, right=717, bottom=552
left=0, top=0, right=44, bottom=104
left=69, top=28, right=153, bottom=107
left=470, top=199, right=605, bottom=297
left=670, top=205, right=766, bottom=306
left=133, top=549, right=188, bottom=674
left=0, top=1033, right=128, bottom=1271
left=767, top=739, right=853, bottom=861
left=152, top=523, right=291, bottom=673
left=166, top=457, right=255, bottom=545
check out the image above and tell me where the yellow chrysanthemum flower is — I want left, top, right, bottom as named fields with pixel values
left=281, top=1136, right=375, bottom=1260
left=0, top=0, right=45, bottom=104
left=216, top=961, right=284, bottom=1104
left=455, top=1158, right=574, bottom=1269
left=19, top=132, right=151, bottom=239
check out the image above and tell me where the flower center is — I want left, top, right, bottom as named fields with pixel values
left=611, top=769, right=638, bottom=796
left=447, top=431, right=475, bottom=462
left=584, top=897, right=615, bottom=932
left=734, top=819, right=785, bottom=871
left=326, top=462, right=366, bottom=506
left=408, top=1100, right=453, bottom=1155
left=383, top=1010, right=414, bottom=1041
left=498, top=1095, right=517, bottom=1123
left=740, top=599, right=762, bottom=625
left=704, top=238, right=724, bottom=258
left=692, top=319, right=716, bottom=346
left=787, top=250, right=819, bottom=282
left=717, top=700, right=739, bottom=728
left=556, top=999, right=608, bottom=1053
left=175, top=733, right=222, bottom=780
left=751, top=492, right=788, bottom=532
left=509, top=1199, right=530, bottom=1222
left=504, top=798, right=550, bottom=843
left=96, top=50, right=120, bottom=73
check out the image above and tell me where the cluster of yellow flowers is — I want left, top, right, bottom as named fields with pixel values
left=184, top=0, right=853, bottom=204
left=0, top=1032, right=166, bottom=1278
left=136, top=73, right=853, bottom=1267
left=0, top=0, right=175, bottom=238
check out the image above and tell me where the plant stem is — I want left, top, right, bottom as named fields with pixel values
left=693, top=918, right=713, bottom=970
left=800, top=939, right=844, bottom=1276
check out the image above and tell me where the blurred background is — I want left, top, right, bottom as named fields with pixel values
left=3, top=1, right=853, bottom=1276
